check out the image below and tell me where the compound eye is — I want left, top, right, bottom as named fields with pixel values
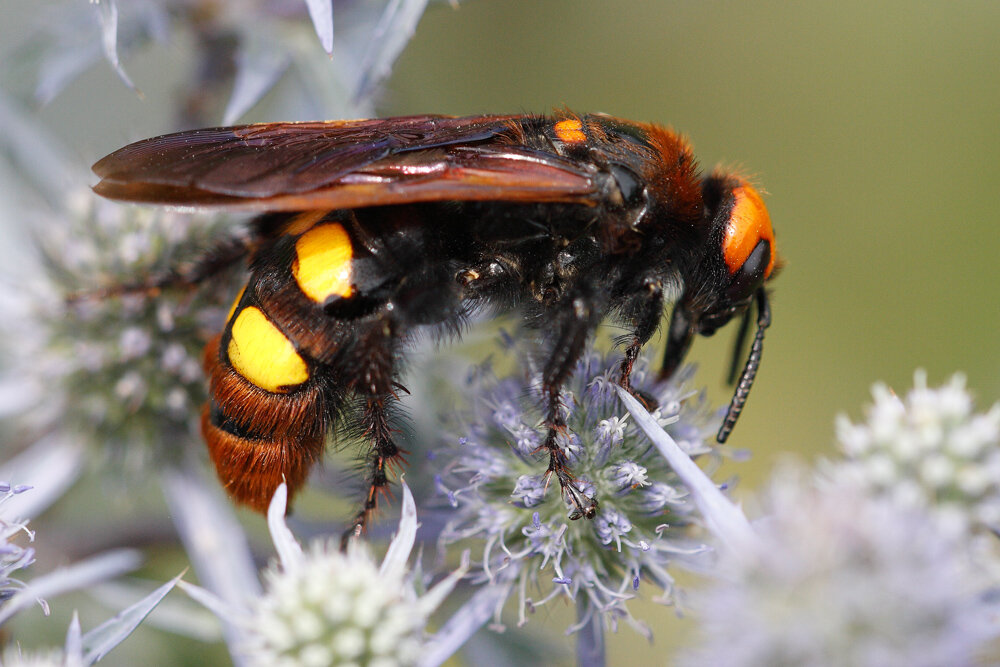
left=608, top=163, right=644, bottom=207
left=722, top=184, right=775, bottom=279
left=726, top=239, right=771, bottom=303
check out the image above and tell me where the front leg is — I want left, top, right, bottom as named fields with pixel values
left=540, top=287, right=606, bottom=520
left=618, top=276, right=665, bottom=392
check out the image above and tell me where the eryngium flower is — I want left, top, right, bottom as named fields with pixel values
left=0, top=646, right=65, bottom=667
left=435, top=337, right=724, bottom=637
left=252, top=541, right=427, bottom=667
left=679, top=468, right=1000, bottom=667
left=833, top=371, right=1000, bottom=533
left=13, top=193, right=239, bottom=463
left=0, top=483, right=36, bottom=605
left=246, top=482, right=465, bottom=667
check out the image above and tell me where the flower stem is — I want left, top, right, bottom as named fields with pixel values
left=576, top=595, right=605, bottom=667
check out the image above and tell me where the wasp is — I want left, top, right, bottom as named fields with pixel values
left=92, top=112, right=778, bottom=541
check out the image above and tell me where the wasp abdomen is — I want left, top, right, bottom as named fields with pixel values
left=202, top=327, right=329, bottom=510
left=291, top=222, right=355, bottom=302
left=202, top=275, right=333, bottom=510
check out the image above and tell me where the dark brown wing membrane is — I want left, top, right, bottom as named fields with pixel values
left=93, top=115, right=599, bottom=211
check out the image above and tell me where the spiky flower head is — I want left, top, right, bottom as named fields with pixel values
left=246, top=482, right=465, bottom=667
left=0, top=483, right=36, bottom=605
left=0, top=646, right=65, bottom=667
left=679, top=468, right=1000, bottom=667
left=11, top=191, right=240, bottom=465
left=833, top=370, right=1000, bottom=533
left=251, top=541, right=426, bottom=667
left=435, top=336, right=726, bottom=637
left=19, top=0, right=430, bottom=122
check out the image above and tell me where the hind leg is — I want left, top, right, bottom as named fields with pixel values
left=339, top=324, right=408, bottom=549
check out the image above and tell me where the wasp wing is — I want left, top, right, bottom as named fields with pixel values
left=92, top=115, right=599, bottom=212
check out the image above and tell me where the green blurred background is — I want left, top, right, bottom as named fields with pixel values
left=4, top=0, right=1000, bottom=663
left=390, top=0, right=1000, bottom=495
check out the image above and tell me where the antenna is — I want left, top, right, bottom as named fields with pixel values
left=717, top=288, right=771, bottom=443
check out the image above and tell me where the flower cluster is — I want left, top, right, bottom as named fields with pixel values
left=17, top=0, right=426, bottom=122
left=832, top=371, right=1000, bottom=533
left=251, top=539, right=431, bottom=667
left=435, top=337, right=725, bottom=636
left=0, top=483, right=36, bottom=606
left=242, top=483, right=465, bottom=667
left=679, top=373, right=1000, bottom=666
left=11, top=193, right=240, bottom=464
left=252, top=545, right=397, bottom=665
left=679, top=468, right=1000, bottom=667
left=0, top=645, right=66, bottom=667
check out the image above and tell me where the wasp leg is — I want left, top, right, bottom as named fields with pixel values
left=67, top=226, right=254, bottom=302
left=618, top=278, right=664, bottom=393
left=539, top=288, right=605, bottom=520
left=340, top=395, right=407, bottom=550
left=340, top=326, right=407, bottom=550
left=457, top=256, right=522, bottom=311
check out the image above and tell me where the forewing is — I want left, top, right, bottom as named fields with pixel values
left=92, top=115, right=599, bottom=211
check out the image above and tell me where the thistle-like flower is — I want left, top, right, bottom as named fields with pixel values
left=0, top=646, right=65, bottom=667
left=0, top=480, right=149, bottom=651
left=19, top=0, right=430, bottom=123
left=6, top=192, right=240, bottom=466
left=0, top=483, right=37, bottom=606
left=232, top=481, right=466, bottom=667
left=435, top=336, right=725, bottom=637
left=679, top=468, right=1000, bottom=667
left=832, top=371, right=1000, bottom=533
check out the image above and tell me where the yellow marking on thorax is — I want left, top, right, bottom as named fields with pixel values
left=292, top=223, right=354, bottom=302
left=553, top=118, right=586, bottom=144
left=227, top=306, right=309, bottom=393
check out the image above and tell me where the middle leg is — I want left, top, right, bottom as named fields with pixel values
left=617, top=276, right=665, bottom=392
left=538, top=285, right=608, bottom=520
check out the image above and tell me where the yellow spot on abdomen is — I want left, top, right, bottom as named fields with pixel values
left=293, top=223, right=354, bottom=303
left=283, top=210, right=330, bottom=236
left=226, top=285, right=247, bottom=324
left=227, top=306, right=309, bottom=393
left=554, top=119, right=586, bottom=144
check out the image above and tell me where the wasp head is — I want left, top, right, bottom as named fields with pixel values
left=660, top=173, right=778, bottom=442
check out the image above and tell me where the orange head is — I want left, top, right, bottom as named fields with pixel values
left=661, top=173, right=778, bottom=442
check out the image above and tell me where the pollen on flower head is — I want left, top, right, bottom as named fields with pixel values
left=435, top=338, right=726, bottom=637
